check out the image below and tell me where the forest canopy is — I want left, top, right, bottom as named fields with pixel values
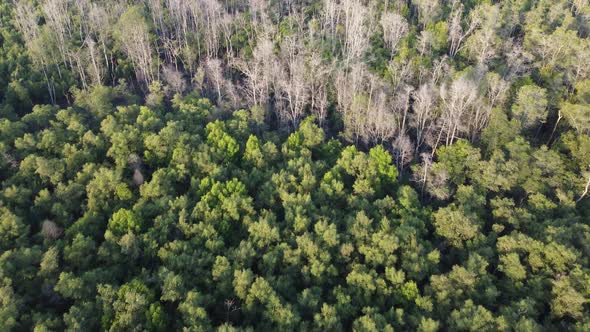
left=1, top=0, right=590, bottom=330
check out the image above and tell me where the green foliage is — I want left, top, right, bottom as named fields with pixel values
left=511, top=85, right=548, bottom=130
left=108, top=209, right=142, bottom=236
left=206, top=121, right=240, bottom=161
left=1, top=0, right=590, bottom=330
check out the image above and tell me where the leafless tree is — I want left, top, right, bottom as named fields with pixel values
left=367, top=85, right=397, bottom=143
left=342, top=0, right=369, bottom=65
left=572, top=0, right=589, bottom=16
left=232, top=35, right=277, bottom=107
left=133, top=169, right=145, bottom=186
left=483, top=72, right=509, bottom=110
left=427, top=167, right=451, bottom=200
left=306, top=52, right=331, bottom=126
left=167, top=0, right=192, bottom=51
left=393, top=134, right=414, bottom=177
left=322, top=0, right=340, bottom=36
left=417, top=30, right=433, bottom=57
left=69, top=49, right=89, bottom=89
left=224, top=298, right=240, bottom=324
left=394, top=85, right=413, bottom=136
left=412, top=153, right=432, bottom=198
left=411, top=82, right=438, bottom=151
left=83, top=38, right=104, bottom=86
left=414, top=0, right=441, bottom=27
left=14, top=0, right=58, bottom=103
left=14, top=1, right=38, bottom=43
left=42, top=0, right=73, bottom=66
left=463, top=4, right=501, bottom=65
left=41, top=220, right=63, bottom=240
left=199, top=0, right=224, bottom=58
left=117, top=7, right=156, bottom=86
left=250, top=0, right=270, bottom=25
left=128, top=153, right=143, bottom=170
left=577, top=170, right=590, bottom=203
left=335, top=63, right=372, bottom=142
left=1, top=152, right=19, bottom=169
left=503, top=40, right=534, bottom=80
left=220, top=13, right=236, bottom=54
left=430, top=56, right=450, bottom=85
left=204, top=58, right=225, bottom=102
left=381, top=12, right=408, bottom=56
left=434, top=75, right=479, bottom=153
left=276, top=37, right=309, bottom=127
left=448, top=0, right=483, bottom=57
left=147, top=0, right=167, bottom=38
left=162, top=65, right=187, bottom=95
left=202, top=58, right=239, bottom=107
left=386, top=57, right=415, bottom=91
left=88, top=2, right=116, bottom=84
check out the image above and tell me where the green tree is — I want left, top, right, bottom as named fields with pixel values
left=511, top=85, right=548, bottom=130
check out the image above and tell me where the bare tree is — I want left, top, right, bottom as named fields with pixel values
left=83, top=38, right=104, bottom=86
left=276, top=37, right=309, bottom=128
left=41, top=220, right=63, bottom=240
left=393, top=134, right=414, bottom=177
left=448, top=0, right=483, bottom=57
left=250, top=0, right=270, bottom=25
left=42, top=0, right=73, bottom=66
left=117, top=6, right=155, bottom=86
left=202, top=58, right=239, bottom=107
left=335, top=63, right=372, bottom=142
left=232, top=35, right=277, bottom=107
left=367, top=88, right=397, bottom=143
left=162, top=65, right=187, bottom=95
left=463, top=4, right=501, bottom=65
left=504, top=40, right=534, bottom=80
left=342, top=0, right=369, bottom=65
left=133, top=169, right=145, bottom=186
left=577, top=170, right=590, bottom=203
left=200, top=0, right=224, bottom=58
left=306, top=52, right=331, bottom=126
left=412, top=153, right=432, bottom=198
left=393, top=85, right=413, bottom=136
left=410, top=82, right=438, bottom=151
left=14, top=0, right=58, bottom=103
left=322, top=0, right=340, bottom=35
left=147, top=0, right=167, bottom=38
left=414, top=0, right=441, bottom=27
left=434, top=75, right=479, bottom=153
left=380, top=12, right=408, bottom=56
left=386, top=58, right=414, bottom=91
left=429, top=56, right=450, bottom=85
left=167, top=0, right=192, bottom=56
left=88, top=2, right=116, bottom=84
left=14, top=1, right=39, bottom=44
left=483, top=72, right=509, bottom=110
left=417, top=30, right=433, bottom=57
left=204, top=58, right=225, bottom=102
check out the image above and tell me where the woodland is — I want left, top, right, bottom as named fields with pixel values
left=0, top=0, right=590, bottom=330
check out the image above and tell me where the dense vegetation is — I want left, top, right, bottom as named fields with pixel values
left=1, top=0, right=590, bottom=330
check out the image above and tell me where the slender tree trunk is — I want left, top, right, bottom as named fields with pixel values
left=576, top=175, right=590, bottom=203
left=548, top=111, right=562, bottom=145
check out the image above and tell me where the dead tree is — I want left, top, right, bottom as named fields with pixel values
left=117, top=6, right=156, bottom=86
left=411, top=82, right=438, bottom=151
left=434, top=75, right=479, bottom=154
left=277, top=37, right=308, bottom=128
left=380, top=12, right=408, bottom=56
left=342, top=0, right=369, bottom=65
left=393, top=134, right=414, bottom=179
left=448, top=0, right=483, bottom=57
left=14, top=0, right=57, bottom=103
